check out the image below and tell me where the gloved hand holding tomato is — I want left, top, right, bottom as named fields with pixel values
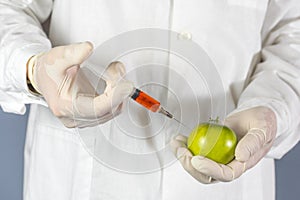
left=170, top=106, right=277, bottom=184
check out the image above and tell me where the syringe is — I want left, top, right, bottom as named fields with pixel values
left=130, top=87, right=173, bottom=118
left=130, top=87, right=192, bottom=131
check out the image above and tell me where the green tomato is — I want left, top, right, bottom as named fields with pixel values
left=187, top=123, right=237, bottom=164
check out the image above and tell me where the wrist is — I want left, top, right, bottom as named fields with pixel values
left=26, top=55, right=42, bottom=96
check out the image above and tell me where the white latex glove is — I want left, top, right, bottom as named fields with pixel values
left=27, top=42, right=133, bottom=128
left=170, top=106, right=277, bottom=184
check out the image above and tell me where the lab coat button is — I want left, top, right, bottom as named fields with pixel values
left=178, top=31, right=192, bottom=40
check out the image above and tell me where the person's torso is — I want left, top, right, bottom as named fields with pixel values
left=25, top=1, right=275, bottom=200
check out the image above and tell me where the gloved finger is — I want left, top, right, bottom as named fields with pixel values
left=170, top=134, right=187, bottom=154
left=61, top=117, right=102, bottom=129
left=49, top=42, right=93, bottom=72
left=235, top=128, right=267, bottom=162
left=93, top=81, right=133, bottom=117
left=175, top=134, right=188, bottom=143
left=45, top=65, right=83, bottom=117
left=223, top=114, right=246, bottom=140
left=191, top=156, right=246, bottom=182
left=242, top=141, right=273, bottom=170
left=95, top=103, right=123, bottom=123
left=73, top=94, right=100, bottom=118
left=62, top=117, right=105, bottom=128
left=105, top=61, right=126, bottom=80
left=70, top=67, right=98, bottom=95
left=72, top=80, right=132, bottom=117
left=58, top=65, right=82, bottom=96
left=77, top=111, right=118, bottom=128
left=103, top=62, right=126, bottom=89
left=62, top=105, right=122, bottom=128
left=177, top=147, right=213, bottom=184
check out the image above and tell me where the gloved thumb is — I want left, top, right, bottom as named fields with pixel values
left=235, top=128, right=267, bottom=162
left=37, top=42, right=93, bottom=74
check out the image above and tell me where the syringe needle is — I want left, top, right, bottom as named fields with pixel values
left=172, top=117, right=192, bottom=131
left=159, top=107, right=192, bottom=131
left=158, top=107, right=173, bottom=118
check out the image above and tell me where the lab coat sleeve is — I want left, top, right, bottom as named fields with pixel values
left=237, top=0, right=300, bottom=159
left=0, top=0, right=52, bottom=114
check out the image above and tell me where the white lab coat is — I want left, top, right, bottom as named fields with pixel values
left=1, top=0, right=300, bottom=200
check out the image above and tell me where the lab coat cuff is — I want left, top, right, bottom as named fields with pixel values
left=7, top=44, right=50, bottom=114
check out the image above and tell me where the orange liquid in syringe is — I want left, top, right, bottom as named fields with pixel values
left=131, top=88, right=161, bottom=112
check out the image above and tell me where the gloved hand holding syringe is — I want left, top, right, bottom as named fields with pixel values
left=85, top=59, right=190, bottom=129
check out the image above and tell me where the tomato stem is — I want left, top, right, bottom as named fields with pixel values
left=209, top=116, right=219, bottom=124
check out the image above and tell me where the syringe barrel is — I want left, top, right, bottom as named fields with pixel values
left=130, top=88, right=161, bottom=112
